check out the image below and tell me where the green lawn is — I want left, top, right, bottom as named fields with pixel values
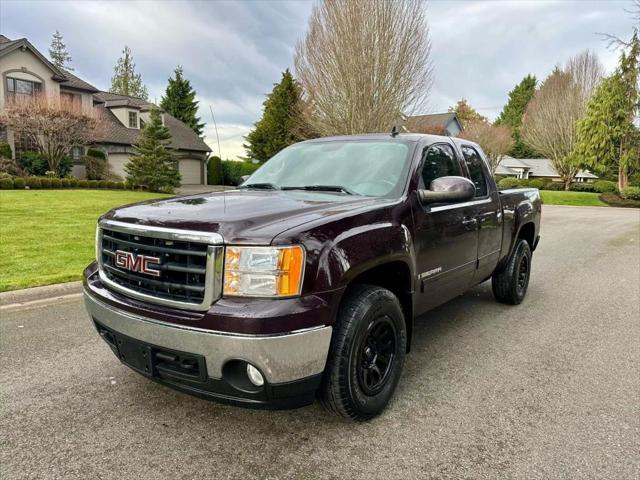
left=540, top=190, right=607, bottom=207
left=0, top=190, right=169, bottom=292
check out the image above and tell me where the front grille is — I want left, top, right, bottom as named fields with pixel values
left=97, top=220, right=223, bottom=310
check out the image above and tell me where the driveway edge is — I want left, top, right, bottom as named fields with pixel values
left=0, top=281, right=83, bottom=307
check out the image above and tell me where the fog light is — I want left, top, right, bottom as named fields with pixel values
left=246, top=364, right=264, bottom=387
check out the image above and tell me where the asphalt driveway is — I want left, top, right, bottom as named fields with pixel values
left=1, top=206, right=639, bottom=480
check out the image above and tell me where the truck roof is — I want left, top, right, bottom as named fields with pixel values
left=299, top=133, right=482, bottom=150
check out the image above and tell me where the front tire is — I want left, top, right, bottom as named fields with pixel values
left=492, top=239, right=532, bottom=305
left=319, top=285, right=407, bottom=421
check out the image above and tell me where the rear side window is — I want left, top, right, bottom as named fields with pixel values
left=461, top=145, right=488, bottom=197
left=420, top=144, right=460, bottom=189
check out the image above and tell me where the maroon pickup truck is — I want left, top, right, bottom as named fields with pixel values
left=83, top=133, right=541, bottom=420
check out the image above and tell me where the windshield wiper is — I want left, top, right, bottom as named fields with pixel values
left=282, top=185, right=356, bottom=195
left=239, top=182, right=280, bottom=190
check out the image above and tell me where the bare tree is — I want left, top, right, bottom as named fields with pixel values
left=599, top=0, right=639, bottom=49
left=460, top=122, right=514, bottom=174
left=566, top=50, right=605, bottom=102
left=521, top=69, right=583, bottom=190
left=1, top=95, right=100, bottom=172
left=294, top=0, right=433, bottom=136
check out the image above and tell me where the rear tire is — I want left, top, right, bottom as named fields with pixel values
left=319, top=285, right=406, bottom=421
left=492, top=239, right=532, bottom=305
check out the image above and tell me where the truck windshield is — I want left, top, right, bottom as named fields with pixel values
left=243, top=140, right=413, bottom=197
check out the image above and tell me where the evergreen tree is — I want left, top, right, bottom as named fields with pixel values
left=495, top=75, right=538, bottom=157
left=125, top=107, right=180, bottom=192
left=244, top=70, right=308, bottom=162
left=49, top=30, right=73, bottom=71
left=110, top=46, right=149, bottom=100
left=574, top=34, right=640, bottom=190
left=160, top=66, right=204, bottom=136
left=448, top=98, right=487, bottom=129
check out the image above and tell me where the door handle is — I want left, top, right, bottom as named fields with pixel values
left=462, top=218, right=478, bottom=230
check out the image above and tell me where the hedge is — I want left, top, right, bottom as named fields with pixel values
left=0, top=177, right=129, bottom=190
left=207, top=156, right=223, bottom=185
left=222, top=160, right=261, bottom=186
left=569, top=182, right=595, bottom=192
left=593, top=180, right=618, bottom=194
left=600, top=192, right=640, bottom=208
left=497, top=177, right=522, bottom=189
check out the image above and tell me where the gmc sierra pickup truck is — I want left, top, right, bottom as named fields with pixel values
left=83, top=133, right=541, bottom=421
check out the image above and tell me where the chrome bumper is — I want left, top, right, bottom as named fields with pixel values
left=83, top=290, right=332, bottom=384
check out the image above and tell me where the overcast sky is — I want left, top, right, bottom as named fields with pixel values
left=1, top=0, right=634, bottom=158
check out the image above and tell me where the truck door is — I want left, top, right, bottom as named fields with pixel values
left=459, top=144, right=503, bottom=284
left=412, top=143, right=479, bottom=315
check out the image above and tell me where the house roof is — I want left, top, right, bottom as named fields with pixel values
left=404, top=112, right=463, bottom=134
left=497, top=156, right=598, bottom=179
left=93, top=93, right=210, bottom=153
left=0, top=34, right=98, bottom=92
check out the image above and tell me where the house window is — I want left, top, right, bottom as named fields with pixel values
left=69, top=146, right=84, bottom=162
left=128, top=111, right=138, bottom=128
left=61, top=91, right=81, bottom=107
left=14, top=131, right=39, bottom=158
left=6, top=77, right=42, bottom=101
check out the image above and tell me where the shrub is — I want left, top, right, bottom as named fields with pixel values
left=207, top=156, right=223, bottom=185
left=39, top=177, right=52, bottom=188
left=68, top=178, right=79, bottom=187
left=621, top=186, right=640, bottom=200
left=97, top=180, right=108, bottom=188
left=25, top=177, right=42, bottom=189
left=86, top=148, right=107, bottom=160
left=13, top=178, right=26, bottom=189
left=222, top=161, right=261, bottom=186
left=0, top=178, right=14, bottom=189
left=87, top=180, right=99, bottom=188
left=527, top=179, right=544, bottom=189
left=0, top=157, right=26, bottom=176
left=0, top=141, right=12, bottom=159
left=49, top=178, right=62, bottom=188
left=569, top=182, right=595, bottom=192
left=600, top=192, right=640, bottom=208
left=18, top=151, right=48, bottom=176
left=593, top=180, right=618, bottom=194
left=542, top=182, right=565, bottom=191
left=57, top=155, right=73, bottom=178
left=85, top=155, right=110, bottom=180
left=78, top=180, right=89, bottom=188
left=60, top=178, right=70, bottom=188
left=497, top=177, right=522, bottom=189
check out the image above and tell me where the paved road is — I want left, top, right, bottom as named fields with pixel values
left=1, top=206, right=639, bottom=480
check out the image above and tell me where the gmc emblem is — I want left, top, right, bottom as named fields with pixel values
left=114, top=250, right=161, bottom=277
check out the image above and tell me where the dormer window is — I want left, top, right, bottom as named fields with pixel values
left=128, top=111, right=138, bottom=128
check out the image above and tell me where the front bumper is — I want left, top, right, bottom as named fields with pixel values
left=84, top=289, right=332, bottom=409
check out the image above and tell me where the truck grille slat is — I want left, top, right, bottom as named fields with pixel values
left=97, top=222, right=223, bottom=310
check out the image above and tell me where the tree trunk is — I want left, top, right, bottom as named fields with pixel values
left=618, top=164, right=628, bottom=191
left=564, top=178, right=572, bottom=191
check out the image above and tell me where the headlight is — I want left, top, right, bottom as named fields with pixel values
left=223, top=245, right=305, bottom=297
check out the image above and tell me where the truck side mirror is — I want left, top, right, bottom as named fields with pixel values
left=418, top=176, right=476, bottom=204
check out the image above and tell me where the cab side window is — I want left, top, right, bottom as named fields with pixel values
left=461, top=145, right=488, bottom=197
left=420, top=144, right=461, bottom=189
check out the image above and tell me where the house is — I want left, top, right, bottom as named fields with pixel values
left=0, top=34, right=210, bottom=184
left=403, top=112, right=464, bottom=136
left=496, top=156, right=598, bottom=183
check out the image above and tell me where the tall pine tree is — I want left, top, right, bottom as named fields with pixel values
left=160, top=66, right=204, bottom=136
left=125, top=107, right=181, bottom=192
left=49, top=30, right=73, bottom=71
left=244, top=70, right=309, bottom=162
left=495, top=75, right=538, bottom=157
left=574, top=34, right=640, bottom=191
left=110, top=46, right=149, bottom=100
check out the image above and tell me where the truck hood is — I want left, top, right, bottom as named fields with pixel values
left=102, top=189, right=390, bottom=244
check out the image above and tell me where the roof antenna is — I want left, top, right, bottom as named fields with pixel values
left=390, top=125, right=399, bottom=138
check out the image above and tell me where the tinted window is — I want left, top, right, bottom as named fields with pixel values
left=420, top=144, right=460, bottom=188
left=461, top=145, right=488, bottom=197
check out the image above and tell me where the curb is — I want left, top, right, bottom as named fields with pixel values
left=0, top=281, right=83, bottom=307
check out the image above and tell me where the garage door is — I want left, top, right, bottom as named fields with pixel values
left=179, top=159, right=202, bottom=185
